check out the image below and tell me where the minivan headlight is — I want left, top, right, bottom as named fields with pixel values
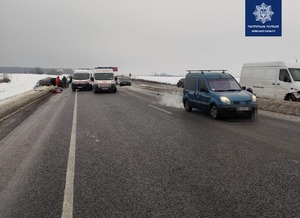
left=252, top=95, right=257, bottom=102
left=220, top=96, right=231, bottom=104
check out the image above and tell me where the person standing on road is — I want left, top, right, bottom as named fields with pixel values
left=69, top=75, right=73, bottom=84
left=50, top=77, right=56, bottom=86
left=56, top=76, right=60, bottom=87
left=62, top=76, right=67, bottom=88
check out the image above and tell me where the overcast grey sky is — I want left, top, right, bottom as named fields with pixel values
left=1, top=0, right=300, bottom=76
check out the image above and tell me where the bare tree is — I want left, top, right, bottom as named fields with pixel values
left=0, top=73, right=11, bottom=83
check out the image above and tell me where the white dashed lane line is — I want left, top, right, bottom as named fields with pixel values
left=62, top=90, right=77, bottom=218
left=148, top=104, right=172, bottom=115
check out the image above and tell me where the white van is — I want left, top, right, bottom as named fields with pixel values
left=240, top=61, right=300, bottom=101
left=71, top=69, right=93, bottom=91
left=91, top=67, right=117, bottom=93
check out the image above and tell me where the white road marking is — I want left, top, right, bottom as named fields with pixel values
left=148, top=104, right=172, bottom=114
left=61, top=91, right=77, bottom=218
left=120, top=93, right=128, bottom=97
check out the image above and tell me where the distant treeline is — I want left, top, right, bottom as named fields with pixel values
left=0, top=67, right=74, bottom=75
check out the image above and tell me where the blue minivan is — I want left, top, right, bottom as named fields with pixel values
left=182, top=70, right=257, bottom=119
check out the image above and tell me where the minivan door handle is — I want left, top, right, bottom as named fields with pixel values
left=272, top=83, right=276, bottom=85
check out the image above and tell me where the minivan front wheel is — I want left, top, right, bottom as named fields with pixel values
left=184, top=100, right=192, bottom=112
left=210, top=104, right=219, bottom=119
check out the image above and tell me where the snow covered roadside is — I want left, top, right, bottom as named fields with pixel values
left=0, top=73, right=64, bottom=120
left=0, top=86, right=54, bottom=121
left=0, top=73, right=56, bottom=100
left=257, top=98, right=300, bottom=117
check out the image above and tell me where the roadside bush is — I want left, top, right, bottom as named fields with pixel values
left=0, top=73, right=11, bottom=83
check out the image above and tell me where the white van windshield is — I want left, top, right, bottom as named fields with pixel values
left=289, top=68, right=300, bottom=81
left=73, top=73, right=90, bottom=80
left=208, top=78, right=241, bottom=92
left=94, top=73, right=114, bottom=80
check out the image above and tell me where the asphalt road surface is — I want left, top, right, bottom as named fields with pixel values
left=0, top=85, right=299, bottom=217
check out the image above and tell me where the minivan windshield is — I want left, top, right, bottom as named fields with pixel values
left=208, top=78, right=241, bottom=92
left=94, top=73, right=114, bottom=80
left=289, top=68, right=300, bottom=81
left=73, top=73, right=90, bottom=80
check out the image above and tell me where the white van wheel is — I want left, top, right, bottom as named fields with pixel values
left=285, top=94, right=296, bottom=101
left=210, top=104, right=219, bottom=119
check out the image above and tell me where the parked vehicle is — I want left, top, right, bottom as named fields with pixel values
left=182, top=70, right=257, bottom=119
left=71, top=69, right=93, bottom=91
left=34, top=77, right=52, bottom=88
left=91, top=67, right=117, bottom=93
left=118, top=76, right=132, bottom=86
left=177, top=78, right=185, bottom=88
left=239, top=61, right=300, bottom=101
left=34, top=76, right=68, bottom=88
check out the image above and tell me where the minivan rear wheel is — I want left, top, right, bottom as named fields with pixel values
left=184, top=100, right=192, bottom=112
left=210, top=104, right=219, bottom=119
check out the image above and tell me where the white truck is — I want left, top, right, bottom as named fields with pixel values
left=91, top=67, right=117, bottom=93
left=239, top=61, right=300, bottom=101
left=71, top=68, right=93, bottom=91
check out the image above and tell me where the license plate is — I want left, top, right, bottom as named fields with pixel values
left=237, top=107, right=250, bottom=111
left=102, top=87, right=108, bottom=90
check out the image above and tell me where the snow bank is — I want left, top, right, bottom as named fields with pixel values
left=0, top=73, right=66, bottom=101
left=0, top=86, right=53, bottom=120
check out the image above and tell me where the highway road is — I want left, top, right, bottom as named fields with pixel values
left=0, top=85, right=300, bottom=217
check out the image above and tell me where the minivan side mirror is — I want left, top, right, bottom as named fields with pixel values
left=242, top=86, right=246, bottom=90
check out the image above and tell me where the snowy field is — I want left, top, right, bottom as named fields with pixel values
left=0, top=74, right=58, bottom=101
left=131, top=76, right=185, bottom=85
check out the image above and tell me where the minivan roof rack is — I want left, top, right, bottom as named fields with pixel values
left=186, top=70, right=227, bottom=74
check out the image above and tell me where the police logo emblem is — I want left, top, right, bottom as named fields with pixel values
left=253, top=2, right=274, bottom=24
